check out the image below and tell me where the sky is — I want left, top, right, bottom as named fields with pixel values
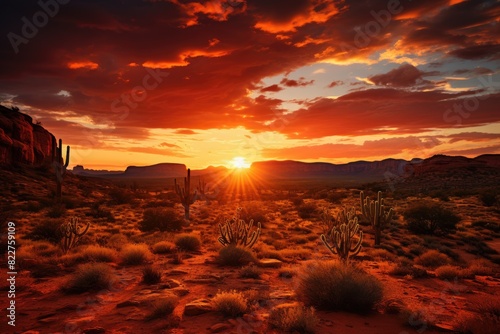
left=1, top=0, right=499, bottom=170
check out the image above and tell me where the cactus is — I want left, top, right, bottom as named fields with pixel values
left=320, top=207, right=363, bottom=263
left=218, top=207, right=261, bottom=248
left=52, top=138, right=70, bottom=201
left=360, top=191, right=394, bottom=246
left=174, top=168, right=197, bottom=220
left=60, top=217, right=90, bottom=254
left=320, top=207, right=358, bottom=235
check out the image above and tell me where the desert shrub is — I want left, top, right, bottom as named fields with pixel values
left=292, top=197, right=304, bottom=206
left=461, top=235, right=498, bottom=256
left=139, top=208, right=183, bottom=232
left=106, top=234, right=128, bottom=249
left=152, top=241, right=176, bottom=254
left=120, top=243, right=152, bottom=265
left=268, top=303, right=318, bottom=333
left=142, top=265, right=162, bottom=284
left=296, top=261, right=383, bottom=313
left=435, top=265, right=472, bottom=280
left=147, top=295, right=179, bottom=320
left=23, top=201, right=42, bottom=212
left=456, top=297, right=500, bottom=334
left=468, top=259, right=494, bottom=276
left=81, top=245, right=118, bottom=262
left=408, top=244, right=426, bottom=256
left=480, top=191, right=498, bottom=207
left=389, top=262, right=428, bottom=278
left=18, top=240, right=60, bottom=258
left=297, top=202, right=318, bottom=219
left=174, top=234, right=201, bottom=252
left=414, top=250, right=451, bottom=268
left=64, top=263, right=115, bottom=293
left=240, top=264, right=262, bottom=279
left=217, top=245, right=256, bottom=267
left=108, top=188, right=135, bottom=205
left=471, top=220, right=500, bottom=233
left=239, top=202, right=268, bottom=224
left=25, top=219, right=63, bottom=244
left=46, top=204, right=66, bottom=218
left=87, top=203, right=115, bottom=222
left=211, top=290, right=248, bottom=317
left=366, top=248, right=396, bottom=261
left=404, top=203, right=460, bottom=235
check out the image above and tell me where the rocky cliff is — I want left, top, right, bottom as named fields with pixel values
left=0, top=105, right=55, bottom=166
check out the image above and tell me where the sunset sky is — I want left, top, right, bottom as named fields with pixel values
left=1, top=0, right=499, bottom=170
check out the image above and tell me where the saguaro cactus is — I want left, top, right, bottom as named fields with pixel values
left=218, top=208, right=261, bottom=248
left=52, top=138, right=70, bottom=200
left=60, top=217, right=90, bottom=254
left=360, top=191, right=394, bottom=246
left=320, top=207, right=363, bottom=263
left=174, top=168, right=197, bottom=220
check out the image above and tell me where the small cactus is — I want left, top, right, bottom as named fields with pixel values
left=360, top=191, right=394, bottom=246
left=218, top=208, right=261, bottom=248
left=60, top=217, right=90, bottom=254
left=174, top=168, right=197, bottom=220
left=320, top=207, right=363, bottom=263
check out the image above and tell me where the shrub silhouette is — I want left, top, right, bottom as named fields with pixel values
left=64, top=263, right=115, bottom=293
left=211, top=290, right=248, bottom=317
left=217, top=245, right=256, bottom=267
left=139, top=207, right=183, bottom=232
left=404, top=203, right=460, bottom=235
left=175, top=234, right=201, bottom=252
left=296, top=261, right=383, bottom=313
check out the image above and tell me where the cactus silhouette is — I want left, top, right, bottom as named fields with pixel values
left=60, top=217, right=90, bottom=254
left=52, top=138, right=70, bottom=201
left=360, top=191, right=394, bottom=246
left=174, top=168, right=196, bottom=220
left=218, top=207, right=261, bottom=248
left=320, top=207, right=363, bottom=263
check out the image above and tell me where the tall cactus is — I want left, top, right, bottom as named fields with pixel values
left=218, top=207, right=261, bottom=248
left=60, top=217, right=90, bottom=254
left=174, top=168, right=197, bottom=220
left=52, top=138, right=70, bottom=201
left=360, top=191, right=394, bottom=246
left=320, top=207, right=363, bottom=263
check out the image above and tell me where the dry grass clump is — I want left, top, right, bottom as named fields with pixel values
left=217, top=245, right=256, bottom=267
left=139, top=207, right=183, bottom=232
left=142, top=265, right=162, bottom=284
left=296, top=261, right=383, bottom=313
left=152, top=241, right=176, bottom=254
left=456, top=297, right=500, bottom=334
left=147, top=295, right=179, bottom=320
left=268, top=303, right=318, bottom=333
left=435, top=265, right=473, bottom=280
left=240, top=264, right=262, bottom=279
left=81, top=245, right=118, bottom=262
left=211, top=290, right=248, bottom=317
left=64, top=263, right=115, bottom=293
left=414, top=250, right=451, bottom=268
left=174, top=233, right=201, bottom=252
left=121, top=243, right=153, bottom=265
left=365, top=248, right=396, bottom=261
left=467, top=259, right=494, bottom=276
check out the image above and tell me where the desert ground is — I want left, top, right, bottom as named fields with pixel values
left=1, top=166, right=499, bottom=334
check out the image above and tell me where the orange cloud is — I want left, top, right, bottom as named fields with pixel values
left=68, top=61, right=98, bottom=70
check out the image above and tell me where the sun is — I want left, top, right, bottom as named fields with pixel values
left=231, top=156, right=251, bottom=169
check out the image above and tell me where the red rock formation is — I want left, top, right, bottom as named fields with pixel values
left=0, top=105, right=55, bottom=166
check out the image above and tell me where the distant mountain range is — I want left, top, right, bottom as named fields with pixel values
left=70, top=154, right=500, bottom=182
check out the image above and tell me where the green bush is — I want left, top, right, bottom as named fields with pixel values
left=268, top=303, right=318, bottom=333
left=174, top=234, right=201, bottom=252
left=64, top=263, right=115, bottom=293
left=217, top=245, right=256, bottom=267
left=296, top=261, right=383, bottom=313
left=139, top=208, right=183, bottom=232
left=404, top=203, right=460, bottom=235
left=211, top=290, right=248, bottom=317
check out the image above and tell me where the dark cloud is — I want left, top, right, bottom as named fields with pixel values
left=260, top=84, right=283, bottom=92
left=280, top=77, right=314, bottom=87
left=369, top=63, right=427, bottom=87
left=327, top=80, right=343, bottom=88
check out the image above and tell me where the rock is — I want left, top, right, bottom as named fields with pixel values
left=171, top=287, right=190, bottom=296
left=83, top=328, right=106, bottom=334
left=184, top=299, right=213, bottom=316
left=0, top=105, right=55, bottom=166
left=210, top=323, right=231, bottom=333
left=384, top=299, right=405, bottom=314
left=163, top=279, right=182, bottom=288
left=258, top=258, right=283, bottom=268
left=168, top=269, right=188, bottom=276
left=116, top=300, right=140, bottom=308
